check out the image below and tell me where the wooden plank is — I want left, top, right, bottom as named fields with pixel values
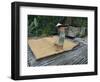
left=28, top=36, right=78, bottom=59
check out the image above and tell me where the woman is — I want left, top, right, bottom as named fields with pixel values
left=55, top=23, right=66, bottom=50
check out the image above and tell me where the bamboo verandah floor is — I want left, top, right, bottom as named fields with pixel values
left=28, top=36, right=87, bottom=66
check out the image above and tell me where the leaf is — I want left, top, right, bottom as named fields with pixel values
left=34, top=18, right=38, bottom=27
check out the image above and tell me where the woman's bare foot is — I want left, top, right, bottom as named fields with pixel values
left=54, top=43, right=63, bottom=51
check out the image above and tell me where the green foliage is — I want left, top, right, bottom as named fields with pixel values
left=28, top=15, right=87, bottom=37
left=71, top=17, right=87, bottom=27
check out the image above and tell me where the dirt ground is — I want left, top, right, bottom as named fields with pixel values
left=28, top=36, right=78, bottom=59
